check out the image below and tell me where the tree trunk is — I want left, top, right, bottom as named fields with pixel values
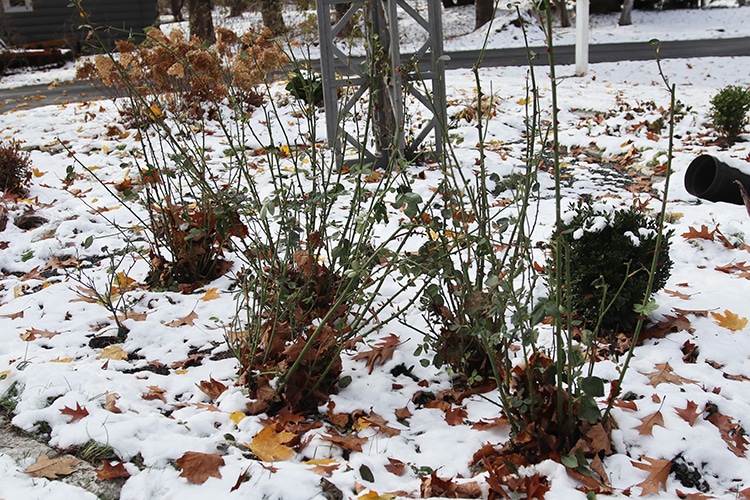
left=228, top=0, right=247, bottom=18
left=260, top=0, right=287, bottom=36
left=555, top=0, right=570, bottom=27
left=619, top=0, right=634, bottom=25
left=475, top=0, right=494, bottom=29
left=171, top=0, right=184, bottom=22
left=188, top=0, right=216, bottom=44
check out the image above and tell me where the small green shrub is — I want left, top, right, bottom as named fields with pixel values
left=708, top=85, right=750, bottom=141
left=0, top=140, right=32, bottom=197
left=548, top=198, right=673, bottom=332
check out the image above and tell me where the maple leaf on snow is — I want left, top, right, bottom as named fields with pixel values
left=249, top=425, right=296, bottom=462
left=25, top=454, right=80, bottom=479
left=60, top=402, right=89, bottom=423
left=711, top=309, right=748, bottom=332
left=176, top=451, right=224, bottom=484
left=641, top=362, right=696, bottom=387
left=632, top=456, right=671, bottom=496
left=352, top=333, right=401, bottom=374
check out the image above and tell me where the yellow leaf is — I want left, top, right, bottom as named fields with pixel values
left=149, top=104, right=162, bottom=119
left=201, top=288, right=221, bottom=302
left=174, top=368, right=188, bottom=375
left=248, top=425, right=295, bottom=462
left=359, top=492, right=396, bottom=500
left=110, top=272, right=137, bottom=295
left=230, top=411, right=246, bottom=425
left=50, top=357, right=73, bottom=363
left=304, top=458, right=338, bottom=466
left=99, top=345, right=129, bottom=361
left=32, top=168, right=45, bottom=177
left=711, top=309, right=748, bottom=331
left=517, top=97, right=529, bottom=105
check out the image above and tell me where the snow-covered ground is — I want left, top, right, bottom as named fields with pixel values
left=1, top=3, right=750, bottom=499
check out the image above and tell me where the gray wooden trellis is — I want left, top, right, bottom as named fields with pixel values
left=316, top=0, right=447, bottom=167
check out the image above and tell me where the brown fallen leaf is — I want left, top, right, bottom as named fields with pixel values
left=197, top=377, right=228, bottom=400
left=104, top=392, right=122, bottom=414
left=676, top=488, right=714, bottom=500
left=142, top=385, right=167, bottom=403
left=445, top=405, right=468, bottom=426
left=60, top=402, right=89, bottom=423
left=322, top=432, right=368, bottom=452
left=385, top=457, right=405, bottom=476
left=711, top=309, right=748, bottom=332
left=675, top=400, right=701, bottom=427
left=352, top=333, right=401, bottom=374
left=632, top=456, right=671, bottom=496
left=20, top=327, right=61, bottom=341
left=665, top=288, right=692, bottom=300
left=635, top=410, right=665, bottom=436
left=167, top=310, right=199, bottom=327
left=95, top=461, right=131, bottom=480
left=176, top=451, right=224, bottom=484
left=304, top=458, right=340, bottom=476
left=249, top=425, right=295, bottom=462
left=707, top=411, right=749, bottom=457
left=25, top=454, right=80, bottom=479
left=681, top=225, right=716, bottom=241
left=357, top=412, right=401, bottom=437
left=641, top=363, right=696, bottom=387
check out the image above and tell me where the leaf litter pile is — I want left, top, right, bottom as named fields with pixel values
left=2, top=18, right=750, bottom=500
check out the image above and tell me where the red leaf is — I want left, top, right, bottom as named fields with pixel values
left=196, top=377, right=228, bottom=400
left=95, top=461, right=131, bottom=480
left=352, top=333, right=401, bottom=374
left=681, top=225, right=716, bottom=241
left=445, top=405, right=468, bottom=426
left=60, top=402, right=89, bottom=423
left=385, top=458, right=405, bottom=476
left=675, top=401, right=702, bottom=426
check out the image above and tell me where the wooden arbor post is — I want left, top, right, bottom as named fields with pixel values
left=316, top=0, right=447, bottom=167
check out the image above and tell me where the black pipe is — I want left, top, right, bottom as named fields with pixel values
left=684, top=155, right=750, bottom=205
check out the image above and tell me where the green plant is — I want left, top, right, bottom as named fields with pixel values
left=68, top=246, right=140, bottom=342
left=0, top=381, right=20, bottom=414
left=708, top=85, right=750, bottom=142
left=75, top=1, right=418, bottom=415
left=0, top=139, right=32, bottom=197
left=547, top=198, right=673, bottom=333
left=77, top=440, right=119, bottom=463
